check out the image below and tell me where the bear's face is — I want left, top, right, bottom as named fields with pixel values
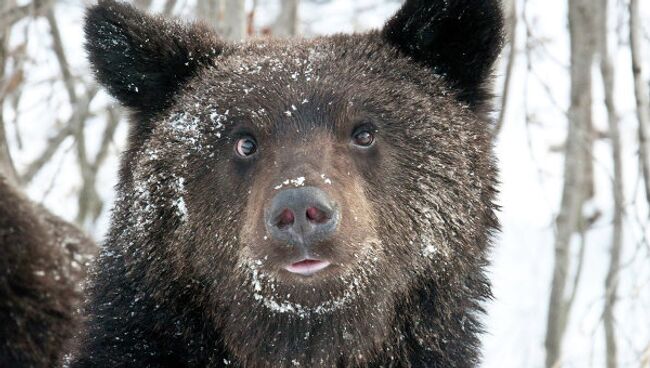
left=85, top=0, right=502, bottom=365
left=144, top=36, right=487, bottom=306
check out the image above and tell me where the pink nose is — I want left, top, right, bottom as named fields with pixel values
left=265, top=187, right=339, bottom=249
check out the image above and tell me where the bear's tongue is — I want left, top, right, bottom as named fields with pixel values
left=285, top=259, right=331, bottom=276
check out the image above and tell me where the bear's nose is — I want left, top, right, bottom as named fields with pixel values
left=265, top=187, right=339, bottom=249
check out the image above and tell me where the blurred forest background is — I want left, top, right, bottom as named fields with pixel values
left=0, top=0, right=649, bottom=367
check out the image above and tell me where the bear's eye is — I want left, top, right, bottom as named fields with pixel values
left=235, top=136, right=258, bottom=157
left=352, top=127, right=375, bottom=148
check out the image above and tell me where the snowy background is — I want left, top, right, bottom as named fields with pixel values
left=2, top=0, right=650, bottom=366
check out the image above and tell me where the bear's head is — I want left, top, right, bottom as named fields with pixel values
left=85, top=0, right=502, bottom=365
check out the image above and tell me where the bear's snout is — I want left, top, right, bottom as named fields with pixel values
left=265, top=186, right=340, bottom=252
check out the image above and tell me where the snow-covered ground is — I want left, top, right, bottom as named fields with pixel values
left=4, top=0, right=650, bottom=366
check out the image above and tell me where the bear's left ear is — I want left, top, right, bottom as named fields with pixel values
left=84, top=0, right=224, bottom=120
left=382, top=0, right=504, bottom=108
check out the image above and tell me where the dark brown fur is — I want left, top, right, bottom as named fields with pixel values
left=0, top=177, right=96, bottom=367
left=73, top=0, right=503, bottom=367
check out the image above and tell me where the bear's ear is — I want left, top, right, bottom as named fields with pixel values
left=382, top=0, right=504, bottom=108
left=84, top=0, right=223, bottom=120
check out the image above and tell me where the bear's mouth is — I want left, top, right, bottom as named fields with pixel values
left=284, top=259, right=331, bottom=276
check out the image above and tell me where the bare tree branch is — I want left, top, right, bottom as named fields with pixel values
left=598, top=1, right=624, bottom=367
left=629, top=0, right=650, bottom=211
left=46, top=8, right=101, bottom=225
left=19, top=87, right=98, bottom=185
left=0, top=0, right=53, bottom=28
left=46, top=9, right=76, bottom=104
left=19, top=124, right=71, bottom=183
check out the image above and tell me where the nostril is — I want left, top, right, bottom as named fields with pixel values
left=306, top=207, right=329, bottom=224
left=276, top=209, right=295, bottom=229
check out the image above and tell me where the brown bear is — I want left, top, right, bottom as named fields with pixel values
left=72, top=0, right=503, bottom=366
left=0, top=176, right=96, bottom=367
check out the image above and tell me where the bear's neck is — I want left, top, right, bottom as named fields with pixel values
left=80, top=247, right=487, bottom=368
left=160, top=269, right=485, bottom=367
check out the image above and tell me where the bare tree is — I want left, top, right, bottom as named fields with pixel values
left=629, top=0, right=650, bottom=210
left=221, top=0, right=246, bottom=40
left=642, top=344, right=650, bottom=368
left=271, top=0, right=300, bottom=37
left=197, top=0, right=246, bottom=41
left=544, top=0, right=597, bottom=366
left=0, top=0, right=53, bottom=29
left=597, top=0, right=623, bottom=367
left=45, top=9, right=107, bottom=226
left=134, top=0, right=153, bottom=10
left=0, top=0, right=18, bottom=185
left=197, top=0, right=222, bottom=28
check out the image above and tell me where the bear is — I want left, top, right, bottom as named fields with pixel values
left=72, top=0, right=503, bottom=366
left=0, top=175, right=96, bottom=367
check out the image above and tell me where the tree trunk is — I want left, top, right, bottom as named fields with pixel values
left=196, top=0, right=246, bottom=41
left=0, top=0, right=19, bottom=185
left=197, top=0, right=222, bottom=29
left=221, top=0, right=246, bottom=41
left=629, top=0, right=650, bottom=211
left=271, top=0, right=300, bottom=37
left=598, top=0, right=623, bottom=367
left=133, top=0, right=153, bottom=10
left=544, top=0, right=596, bottom=366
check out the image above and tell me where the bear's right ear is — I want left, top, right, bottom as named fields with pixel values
left=84, top=0, right=223, bottom=120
